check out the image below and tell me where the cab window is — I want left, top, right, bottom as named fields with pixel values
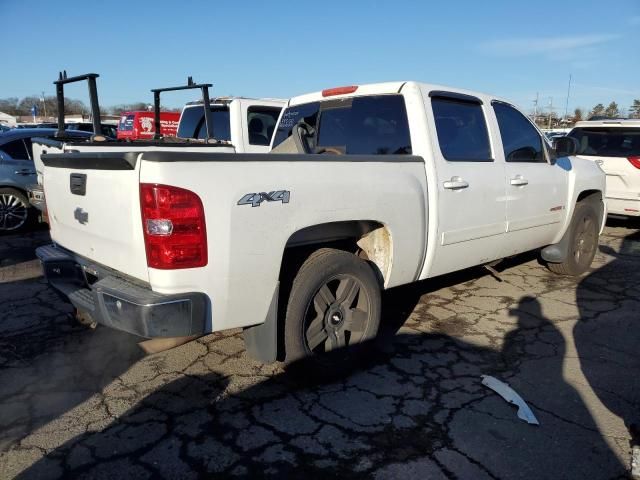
left=431, top=97, right=492, bottom=162
left=0, top=139, right=30, bottom=160
left=493, top=102, right=545, bottom=163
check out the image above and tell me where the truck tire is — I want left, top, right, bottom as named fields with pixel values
left=547, top=201, right=599, bottom=276
left=0, top=188, right=33, bottom=233
left=284, top=248, right=381, bottom=372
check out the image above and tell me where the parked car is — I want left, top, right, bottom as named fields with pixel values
left=116, top=111, right=180, bottom=140
left=37, top=81, right=605, bottom=372
left=0, top=128, right=91, bottom=232
left=567, top=119, right=640, bottom=216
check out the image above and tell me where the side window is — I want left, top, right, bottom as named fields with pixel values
left=0, top=139, right=29, bottom=160
left=346, top=95, right=412, bottom=155
left=493, top=102, right=545, bottom=163
left=247, top=107, right=282, bottom=145
left=431, top=97, right=492, bottom=162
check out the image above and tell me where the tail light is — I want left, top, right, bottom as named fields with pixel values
left=322, top=85, right=358, bottom=97
left=140, top=183, right=207, bottom=269
left=628, top=156, right=640, bottom=169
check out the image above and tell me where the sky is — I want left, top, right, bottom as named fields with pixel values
left=1, top=0, right=639, bottom=115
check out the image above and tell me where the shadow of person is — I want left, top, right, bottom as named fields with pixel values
left=447, top=295, right=625, bottom=480
left=575, top=228, right=640, bottom=455
left=15, top=293, right=626, bottom=479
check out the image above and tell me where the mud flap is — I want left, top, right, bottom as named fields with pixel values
left=243, top=283, right=279, bottom=363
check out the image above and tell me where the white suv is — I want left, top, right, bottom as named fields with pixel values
left=568, top=119, right=640, bottom=216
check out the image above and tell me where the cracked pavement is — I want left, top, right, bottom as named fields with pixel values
left=0, top=221, right=638, bottom=479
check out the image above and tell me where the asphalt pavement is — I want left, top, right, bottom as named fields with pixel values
left=0, top=221, right=638, bottom=479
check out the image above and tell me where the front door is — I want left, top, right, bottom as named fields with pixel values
left=491, top=102, right=568, bottom=255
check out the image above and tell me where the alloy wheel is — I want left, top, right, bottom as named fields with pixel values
left=304, top=274, right=372, bottom=354
left=0, top=193, right=28, bottom=231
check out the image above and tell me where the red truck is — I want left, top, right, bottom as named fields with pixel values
left=116, top=111, right=180, bottom=140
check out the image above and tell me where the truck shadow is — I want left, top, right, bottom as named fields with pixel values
left=16, top=297, right=625, bottom=479
left=574, top=225, right=640, bottom=453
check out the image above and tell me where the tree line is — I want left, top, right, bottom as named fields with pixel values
left=574, top=99, right=640, bottom=122
left=0, top=96, right=180, bottom=117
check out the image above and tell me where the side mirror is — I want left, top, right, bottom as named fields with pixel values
left=553, top=137, right=579, bottom=157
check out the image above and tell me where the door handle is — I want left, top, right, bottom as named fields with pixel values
left=443, top=176, right=469, bottom=190
left=15, top=169, right=35, bottom=176
left=510, top=175, right=528, bottom=186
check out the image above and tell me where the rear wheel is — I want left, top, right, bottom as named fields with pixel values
left=548, top=201, right=599, bottom=276
left=0, top=188, right=32, bottom=233
left=284, top=248, right=381, bottom=373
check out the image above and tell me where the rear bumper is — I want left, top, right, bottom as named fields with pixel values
left=36, top=244, right=208, bottom=338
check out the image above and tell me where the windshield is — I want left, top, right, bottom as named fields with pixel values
left=176, top=106, right=231, bottom=141
left=568, top=127, right=640, bottom=157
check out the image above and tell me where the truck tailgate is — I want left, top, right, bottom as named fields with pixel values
left=43, top=152, right=149, bottom=282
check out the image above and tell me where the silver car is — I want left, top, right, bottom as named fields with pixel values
left=0, top=128, right=90, bottom=232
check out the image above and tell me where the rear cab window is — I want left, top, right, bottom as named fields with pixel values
left=272, top=95, right=412, bottom=155
left=568, top=127, right=640, bottom=157
left=177, top=106, right=231, bottom=141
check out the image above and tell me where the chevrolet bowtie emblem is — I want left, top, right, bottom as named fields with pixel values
left=74, top=207, right=89, bottom=225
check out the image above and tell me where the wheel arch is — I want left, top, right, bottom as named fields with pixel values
left=279, top=220, right=393, bottom=287
left=243, top=220, right=393, bottom=363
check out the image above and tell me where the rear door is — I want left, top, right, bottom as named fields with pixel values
left=492, top=102, right=568, bottom=254
left=425, top=91, right=507, bottom=277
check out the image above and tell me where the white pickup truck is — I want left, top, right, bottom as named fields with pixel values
left=36, top=81, right=605, bottom=370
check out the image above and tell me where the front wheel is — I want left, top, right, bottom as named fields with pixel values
left=548, top=201, right=599, bottom=276
left=284, top=248, right=381, bottom=373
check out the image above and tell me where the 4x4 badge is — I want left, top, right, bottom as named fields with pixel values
left=237, top=191, right=290, bottom=208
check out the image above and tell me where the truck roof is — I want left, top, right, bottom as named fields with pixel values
left=184, top=97, right=286, bottom=106
left=287, top=81, right=513, bottom=107
left=573, top=119, right=640, bottom=128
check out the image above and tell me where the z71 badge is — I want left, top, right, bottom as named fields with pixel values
left=237, top=190, right=290, bottom=208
